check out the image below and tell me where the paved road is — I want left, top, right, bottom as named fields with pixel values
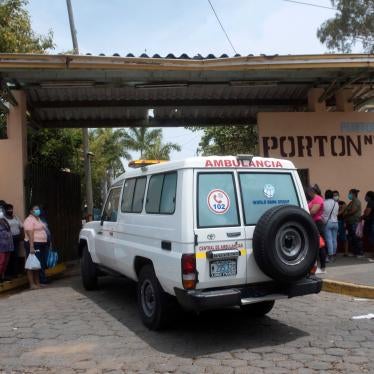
left=0, top=275, right=373, bottom=374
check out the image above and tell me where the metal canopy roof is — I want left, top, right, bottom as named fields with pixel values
left=0, top=53, right=374, bottom=128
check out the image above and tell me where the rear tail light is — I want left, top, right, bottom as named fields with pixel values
left=181, top=254, right=197, bottom=290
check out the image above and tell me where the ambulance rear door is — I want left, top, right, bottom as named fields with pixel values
left=194, top=170, right=247, bottom=289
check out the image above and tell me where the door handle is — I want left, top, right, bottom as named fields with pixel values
left=97, top=231, right=103, bottom=235
left=161, top=241, right=172, bottom=251
left=226, top=232, right=241, bottom=238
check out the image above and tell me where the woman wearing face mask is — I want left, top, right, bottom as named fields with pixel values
left=4, top=204, right=23, bottom=278
left=0, top=208, right=14, bottom=282
left=23, top=205, right=48, bottom=288
left=362, top=191, right=374, bottom=251
left=343, top=189, right=364, bottom=257
left=322, top=190, right=339, bottom=262
left=307, top=186, right=326, bottom=273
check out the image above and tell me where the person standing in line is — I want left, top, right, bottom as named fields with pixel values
left=362, top=191, right=374, bottom=251
left=4, top=204, right=23, bottom=278
left=333, top=191, right=349, bottom=256
left=307, top=186, right=326, bottom=273
left=23, top=205, right=49, bottom=287
left=344, top=189, right=364, bottom=258
left=322, top=190, right=339, bottom=262
left=0, top=209, right=14, bottom=282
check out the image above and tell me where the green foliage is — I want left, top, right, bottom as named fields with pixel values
left=123, top=127, right=162, bottom=158
left=123, top=127, right=181, bottom=160
left=0, top=0, right=54, bottom=139
left=143, top=136, right=181, bottom=160
left=28, top=128, right=83, bottom=171
left=317, top=0, right=374, bottom=53
left=89, top=128, right=131, bottom=206
left=190, top=125, right=258, bottom=156
left=0, top=0, right=54, bottom=53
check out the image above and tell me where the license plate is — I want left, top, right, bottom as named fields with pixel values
left=210, top=260, right=237, bottom=277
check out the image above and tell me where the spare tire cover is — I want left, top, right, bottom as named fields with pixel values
left=252, top=205, right=319, bottom=282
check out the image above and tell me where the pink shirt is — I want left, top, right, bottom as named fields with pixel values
left=308, top=195, right=324, bottom=222
left=23, top=215, right=48, bottom=243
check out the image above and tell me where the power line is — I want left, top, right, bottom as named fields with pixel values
left=280, top=0, right=336, bottom=10
left=207, top=0, right=238, bottom=54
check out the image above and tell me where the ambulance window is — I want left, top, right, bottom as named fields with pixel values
left=160, top=172, right=177, bottom=214
left=121, top=178, right=136, bottom=212
left=132, top=177, right=147, bottom=213
left=146, top=172, right=177, bottom=214
left=102, top=188, right=121, bottom=222
left=197, top=173, right=240, bottom=228
left=239, top=172, right=299, bottom=225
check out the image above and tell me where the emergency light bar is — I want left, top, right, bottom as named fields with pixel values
left=236, top=154, right=254, bottom=162
left=128, top=160, right=167, bottom=168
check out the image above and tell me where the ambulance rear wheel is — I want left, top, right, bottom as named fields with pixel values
left=240, top=300, right=275, bottom=317
left=137, top=265, right=175, bottom=330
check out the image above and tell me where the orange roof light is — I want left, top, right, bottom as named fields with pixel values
left=128, top=159, right=167, bottom=168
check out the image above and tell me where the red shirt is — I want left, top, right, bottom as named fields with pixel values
left=308, top=195, right=324, bottom=222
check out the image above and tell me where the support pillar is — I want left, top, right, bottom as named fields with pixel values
left=335, top=89, right=354, bottom=112
left=308, top=88, right=326, bottom=112
left=0, top=91, right=27, bottom=219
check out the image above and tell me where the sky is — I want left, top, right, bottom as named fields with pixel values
left=26, top=0, right=337, bottom=161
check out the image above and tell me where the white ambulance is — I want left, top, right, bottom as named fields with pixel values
left=78, top=155, right=321, bottom=330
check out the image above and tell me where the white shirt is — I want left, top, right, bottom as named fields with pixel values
left=5, top=216, right=23, bottom=236
left=322, top=199, right=339, bottom=223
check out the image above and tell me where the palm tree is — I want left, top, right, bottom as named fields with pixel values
left=123, top=127, right=162, bottom=158
left=143, top=137, right=181, bottom=160
left=90, top=128, right=132, bottom=202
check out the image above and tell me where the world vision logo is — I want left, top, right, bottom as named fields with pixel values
left=262, top=135, right=374, bottom=158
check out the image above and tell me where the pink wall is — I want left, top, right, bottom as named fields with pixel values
left=258, top=112, right=374, bottom=202
left=0, top=91, right=27, bottom=219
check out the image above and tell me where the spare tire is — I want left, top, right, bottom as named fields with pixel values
left=252, top=205, right=319, bottom=282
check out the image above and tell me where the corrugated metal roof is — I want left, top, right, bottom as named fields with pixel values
left=0, top=53, right=373, bottom=127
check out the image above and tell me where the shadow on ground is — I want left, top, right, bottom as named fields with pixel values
left=64, top=274, right=309, bottom=357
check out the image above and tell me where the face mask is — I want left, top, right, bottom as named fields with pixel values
left=348, top=193, right=353, bottom=201
left=333, top=196, right=339, bottom=202
left=0, top=210, right=4, bottom=219
left=365, top=196, right=369, bottom=202
left=33, top=209, right=41, bottom=217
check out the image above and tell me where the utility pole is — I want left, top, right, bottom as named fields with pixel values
left=66, top=0, right=94, bottom=220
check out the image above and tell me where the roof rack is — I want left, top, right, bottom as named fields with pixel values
left=128, top=159, right=168, bottom=168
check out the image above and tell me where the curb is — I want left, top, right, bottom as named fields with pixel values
left=322, top=279, right=374, bottom=299
left=0, top=263, right=67, bottom=294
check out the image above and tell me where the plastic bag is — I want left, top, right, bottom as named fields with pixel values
left=47, top=249, right=58, bottom=269
left=25, top=253, right=41, bottom=270
left=355, top=220, right=364, bottom=239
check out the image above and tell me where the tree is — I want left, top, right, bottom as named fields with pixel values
left=0, top=0, right=54, bottom=53
left=89, top=128, right=132, bottom=206
left=0, top=0, right=54, bottom=138
left=190, top=125, right=258, bottom=156
left=123, top=127, right=162, bottom=158
left=317, top=0, right=374, bottom=53
left=27, top=128, right=82, bottom=171
left=143, top=136, right=181, bottom=160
